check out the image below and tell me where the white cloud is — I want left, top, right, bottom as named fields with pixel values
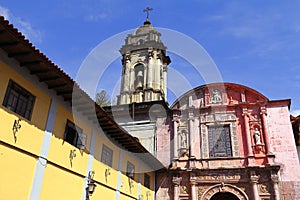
left=85, top=13, right=109, bottom=22
left=0, top=6, right=10, bottom=20
left=0, top=5, right=42, bottom=43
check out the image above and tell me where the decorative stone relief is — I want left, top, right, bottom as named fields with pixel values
left=197, top=186, right=210, bottom=200
left=259, top=183, right=270, bottom=194
left=210, top=89, right=222, bottom=104
left=180, top=185, right=188, bottom=194
left=197, top=172, right=242, bottom=182
left=200, top=184, right=249, bottom=200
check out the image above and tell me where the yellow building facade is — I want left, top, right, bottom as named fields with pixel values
left=0, top=16, right=163, bottom=200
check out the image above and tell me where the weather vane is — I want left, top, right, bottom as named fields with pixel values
left=143, top=7, right=153, bottom=20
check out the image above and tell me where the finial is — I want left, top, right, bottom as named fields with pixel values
left=143, top=7, right=153, bottom=23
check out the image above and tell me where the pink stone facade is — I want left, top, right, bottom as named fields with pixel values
left=155, top=83, right=300, bottom=200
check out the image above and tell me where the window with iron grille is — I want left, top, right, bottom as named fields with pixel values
left=64, top=120, right=86, bottom=149
left=144, top=173, right=150, bottom=189
left=101, top=144, right=113, bottom=167
left=126, top=161, right=135, bottom=179
left=2, top=80, right=35, bottom=120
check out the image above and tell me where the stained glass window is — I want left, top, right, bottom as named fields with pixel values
left=208, top=125, right=232, bottom=157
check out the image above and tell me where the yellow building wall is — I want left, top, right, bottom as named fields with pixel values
left=93, top=131, right=120, bottom=170
left=120, top=194, right=136, bottom=200
left=48, top=104, right=91, bottom=176
left=0, top=61, right=51, bottom=131
left=92, top=183, right=116, bottom=200
left=39, top=163, right=84, bottom=200
left=140, top=185, right=154, bottom=200
left=51, top=104, right=92, bottom=153
left=92, top=159, right=119, bottom=190
left=141, top=166, right=155, bottom=190
left=0, top=61, right=157, bottom=200
left=0, top=143, right=37, bottom=200
left=0, top=107, right=44, bottom=156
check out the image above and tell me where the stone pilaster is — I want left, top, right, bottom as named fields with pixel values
left=124, top=53, right=131, bottom=92
left=154, top=53, right=161, bottom=91
left=147, top=49, right=153, bottom=90
left=173, top=119, right=179, bottom=160
left=188, top=108, right=195, bottom=158
left=129, top=68, right=135, bottom=93
left=162, top=65, right=167, bottom=99
left=260, top=106, right=275, bottom=164
left=242, top=107, right=254, bottom=165
left=190, top=173, right=197, bottom=200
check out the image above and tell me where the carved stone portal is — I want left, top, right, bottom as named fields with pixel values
left=199, top=183, right=249, bottom=200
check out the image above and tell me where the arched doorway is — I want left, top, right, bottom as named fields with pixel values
left=210, top=192, right=239, bottom=200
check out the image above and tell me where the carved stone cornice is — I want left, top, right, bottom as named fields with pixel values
left=250, top=171, right=259, bottom=183
left=172, top=176, right=182, bottom=186
left=271, top=173, right=279, bottom=183
left=250, top=175, right=259, bottom=183
left=148, top=49, right=154, bottom=58
left=125, top=53, right=131, bottom=61
left=241, top=107, right=249, bottom=117
left=260, top=106, right=267, bottom=116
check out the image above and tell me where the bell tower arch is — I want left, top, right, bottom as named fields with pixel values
left=117, top=18, right=171, bottom=105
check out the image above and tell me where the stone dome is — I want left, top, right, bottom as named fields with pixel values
left=134, top=20, right=156, bottom=35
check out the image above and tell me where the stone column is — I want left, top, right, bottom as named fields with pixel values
left=172, top=176, right=182, bottom=200
left=163, top=65, right=167, bottom=100
left=271, top=171, right=280, bottom=200
left=147, top=50, right=153, bottom=90
left=188, top=111, right=195, bottom=158
left=173, top=119, right=179, bottom=160
left=250, top=171, right=260, bottom=200
left=124, top=53, right=131, bottom=92
left=129, top=68, right=135, bottom=98
left=155, top=54, right=162, bottom=91
left=190, top=173, right=197, bottom=200
left=242, top=107, right=254, bottom=165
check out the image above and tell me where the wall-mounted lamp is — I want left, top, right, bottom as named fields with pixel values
left=86, top=171, right=96, bottom=197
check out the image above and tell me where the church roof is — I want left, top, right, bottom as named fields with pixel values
left=120, top=20, right=167, bottom=54
left=170, top=82, right=272, bottom=109
left=134, top=20, right=155, bottom=35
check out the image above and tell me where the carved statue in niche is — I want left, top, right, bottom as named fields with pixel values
left=210, top=89, right=222, bottom=104
left=179, top=131, right=187, bottom=148
left=254, top=128, right=262, bottom=145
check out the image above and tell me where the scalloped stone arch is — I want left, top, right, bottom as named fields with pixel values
left=200, top=183, right=249, bottom=200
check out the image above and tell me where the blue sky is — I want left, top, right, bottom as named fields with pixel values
left=1, top=1, right=300, bottom=115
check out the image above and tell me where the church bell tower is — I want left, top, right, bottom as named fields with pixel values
left=117, top=10, right=171, bottom=105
